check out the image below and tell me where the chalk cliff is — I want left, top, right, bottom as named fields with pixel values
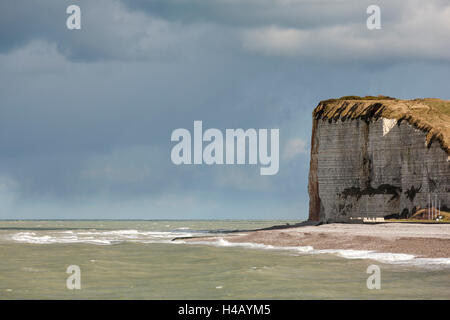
left=308, top=97, right=450, bottom=222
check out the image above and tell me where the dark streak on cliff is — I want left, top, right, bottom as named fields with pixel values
left=405, top=185, right=422, bottom=202
left=340, top=184, right=402, bottom=202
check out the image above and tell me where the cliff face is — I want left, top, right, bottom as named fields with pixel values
left=308, top=98, right=450, bottom=222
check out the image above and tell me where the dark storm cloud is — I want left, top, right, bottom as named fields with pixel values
left=121, top=0, right=432, bottom=38
left=0, top=1, right=61, bottom=52
left=120, top=0, right=371, bottom=28
left=0, top=0, right=225, bottom=62
left=2, top=0, right=450, bottom=63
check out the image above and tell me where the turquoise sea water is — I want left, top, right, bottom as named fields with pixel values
left=0, top=220, right=449, bottom=299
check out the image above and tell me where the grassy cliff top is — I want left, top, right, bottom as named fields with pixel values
left=313, top=96, right=450, bottom=154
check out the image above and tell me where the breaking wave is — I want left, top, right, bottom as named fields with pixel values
left=7, top=229, right=210, bottom=245
left=178, top=238, right=450, bottom=269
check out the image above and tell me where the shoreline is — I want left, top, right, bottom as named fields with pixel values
left=181, top=223, right=450, bottom=259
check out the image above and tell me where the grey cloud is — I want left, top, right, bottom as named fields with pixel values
left=0, top=0, right=65, bottom=53
left=1, top=0, right=450, bottom=219
left=239, top=0, right=450, bottom=62
left=2, top=0, right=449, bottom=63
left=0, top=0, right=226, bottom=62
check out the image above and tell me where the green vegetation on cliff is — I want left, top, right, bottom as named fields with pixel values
left=314, top=96, right=450, bottom=154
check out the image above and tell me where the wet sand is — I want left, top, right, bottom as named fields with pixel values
left=185, top=223, right=450, bottom=258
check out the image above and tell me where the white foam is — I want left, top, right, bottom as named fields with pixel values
left=184, top=238, right=314, bottom=253
left=315, top=249, right=415, bottom=262
left=315, top=249, right=450, bottom=268
left=176, top=237, right=450, bottom=269
left=7, top=229, right=209, bottom=246
left=10, top=232, right=116, bottom=245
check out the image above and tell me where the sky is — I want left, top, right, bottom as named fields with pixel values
left=1, top=0, right=450, bottom=219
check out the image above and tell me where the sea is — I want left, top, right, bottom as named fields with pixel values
left=0, top=220, right=449, bottom=299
